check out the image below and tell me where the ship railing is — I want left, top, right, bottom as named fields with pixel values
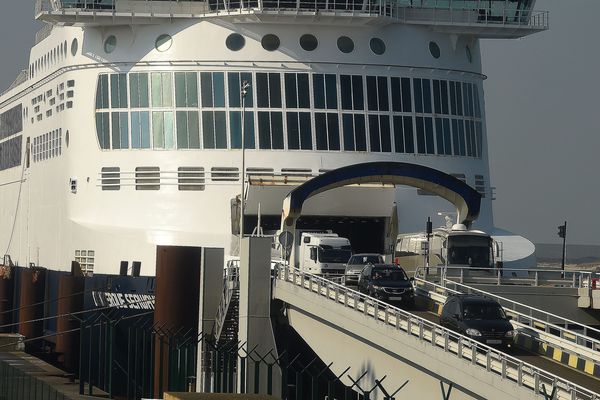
left=35, top=0, right=548, bottom=30
left=274, top=266, right=599, bottom=400
left=34, top=23, right=54, bottom=45
left=416, top=276, right=600, bottom=357
left=419, top=265, right=597, bottom=289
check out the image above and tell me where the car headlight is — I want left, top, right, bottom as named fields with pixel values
left=465, top=328, right=482, bottom=337
left=372, top=285, right=382, bottom=290
left=505, top=330, right=517, bottom=338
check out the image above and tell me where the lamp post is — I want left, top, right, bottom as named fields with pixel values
left=239, top=80, right=251, bottom=250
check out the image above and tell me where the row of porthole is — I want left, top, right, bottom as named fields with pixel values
left=99, top=32, right=472, bottom=62
left=227, top=32, right=473, bottom=62
left=30, top=39, right=79, bottom=79
left=102, top=34, right=173, bottom=54
left=226, top=33, right=387, bottom=55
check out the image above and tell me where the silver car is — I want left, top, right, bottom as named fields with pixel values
left=344, top=253, right=384, bottom=286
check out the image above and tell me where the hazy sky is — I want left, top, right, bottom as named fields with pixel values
left=0, top=1, right=597, bottom=245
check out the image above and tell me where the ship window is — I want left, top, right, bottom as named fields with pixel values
left=155, top=34, right=173, bottom=52
left=435, top=117, right=452, bottom=156
left=229, top=111, right=255, bottom=149
left=227, top=72, right=253, bottom=108
left=455, top=119, right=466, bottom=156
left=104, top=35, right=117, bottom=54
left=178, top=167, right=205, bottom=191
left=176, top=111, right=200, bottom=149
left=366, top=76, right=389, bottom=111
left=429, top=41, right=440, bottom=59
left=175, top=72, right=198, bottom=107
left=95, top=112, right=110, bottom=149
left=202, top=111, right=227, bottom=149
left=211, top=167, right=239, bottom=182
left=101, top=167, right=120, bottom=191
left=284, top=73, right=310, bottom=109
left=261, top=34, right=280, bottom=52
left=129, top=73, right=150, bottom=108
left=255, top=73, right=281, bottom=108
left=66, top=101, right=73, bottom=109
left=369, top=38, right=386, bottom=55
left=299, top=34, right=318, bottom=51
left=415, top=116, right=434, bottom=154
left=111, top=112, right=129, bottom=149
left=110, top=74, right=127, bottom=108
left=475, top=121, right=483, bottom=158
left=340, top=75, right=364, bottom=111
left=474, top=86, right=481, bottom=118
left=96, top=75, right=109, bottom=109
left=286, top=112, right=312, bottom=150
left=413, top=78, right=432, bottom=114
left=312, top=74, right=337, bottom=110
left=0, top=136, right=22, bottom=171
left=200, top=72, right=225, bottom=108
left=257, top=111, right=284, bottom=150
left=368, top=115, right=391, bottom=152
left=131, top=111, right=151, bottom=149
left=315, top=112, right=340, bottom=151
left=135, top=167, right=160, bottom=190
left=151, top=72, right=173, bottom=107
left=152, top=111, right=174, bottom=149
left=337, top=36, right=354, bottom=53
left=226, top=33, right=245, bottom=51
left=342, top=113, right=366, bottom=152
left=393, top=116, right=414, bottom=153
left=466, top=45, right=473, bottom=63
left=432, top=80, right=449, bottom=115
left=391, top=77, right=412, bottom=113
left=67, top=80, right=75, bottom=88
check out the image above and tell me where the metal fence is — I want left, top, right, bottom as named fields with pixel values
left=275, top=266, right=600, bottom=400
left=0, top=360, right=70, bottom=400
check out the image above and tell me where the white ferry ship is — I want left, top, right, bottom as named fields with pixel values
left=0, top=0, right=546, bottom=275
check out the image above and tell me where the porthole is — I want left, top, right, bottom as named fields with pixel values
left=226, top=33, right=245, bottom=51
left=71, top=38, right=78, bottom=56
left=337, top=36, right=354, bottom=54
left=466, top=45, right=473, bottom=63
left=64, top=40, right=68, bottom=57
left=299, top=34, right=318, bottom=51
left=261, top=34, right=280, bottom=51
left=66, top=130, right=70, bottom=148
left=155, top=34, right=173, bottom=52
left=369, top=37, right=386, bottom=55
left=104, top=35, right=117, bottom=54
left=429, top=41, right=440, bottom=59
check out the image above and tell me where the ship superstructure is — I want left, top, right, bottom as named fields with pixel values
left=0, top=0, right=547, bottom=275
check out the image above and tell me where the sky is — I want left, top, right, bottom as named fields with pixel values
left=0, top=1, right=598, bottom=245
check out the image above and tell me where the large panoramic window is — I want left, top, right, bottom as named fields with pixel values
left=93, top=71, right=483, bottom=158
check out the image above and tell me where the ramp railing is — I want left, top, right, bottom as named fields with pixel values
left=213, top=263, right=240, bottom=341
left=416, top=277, right=600, bottom=354
left=275, top=266, right=600, bottom=400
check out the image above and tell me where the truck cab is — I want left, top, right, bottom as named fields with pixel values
left=298, top=232, right=352, bottom=275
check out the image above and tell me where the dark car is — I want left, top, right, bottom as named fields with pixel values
left=440, top=295, right=516, bottom=347
left=357, top=264, right=414, bottom=306
left=344, top=253, right=384, bottom=286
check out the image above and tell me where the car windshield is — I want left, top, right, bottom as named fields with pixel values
left=371, top=268, right=408, bottom=282
left=447, top=235, right=492, bottom=267
left=349, top=255, right=382, bottom=265
left=462, top=303, right=506, bottom=320
left=319, top=247, right=352, bottom=263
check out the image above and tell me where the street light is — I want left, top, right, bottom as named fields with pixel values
left=239, top=80, right=251, bottom=250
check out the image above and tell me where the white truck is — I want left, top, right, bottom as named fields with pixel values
left=277, top=230, right=352, bottom=275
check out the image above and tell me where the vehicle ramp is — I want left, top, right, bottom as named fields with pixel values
left=273, top=267, right=599, bottom=400
left=416, top=278, right=600, bottom=382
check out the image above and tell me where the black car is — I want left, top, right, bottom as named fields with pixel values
left=357, top=264, right=414, bottom=306
left=440, top=295, right=516, bottom=347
